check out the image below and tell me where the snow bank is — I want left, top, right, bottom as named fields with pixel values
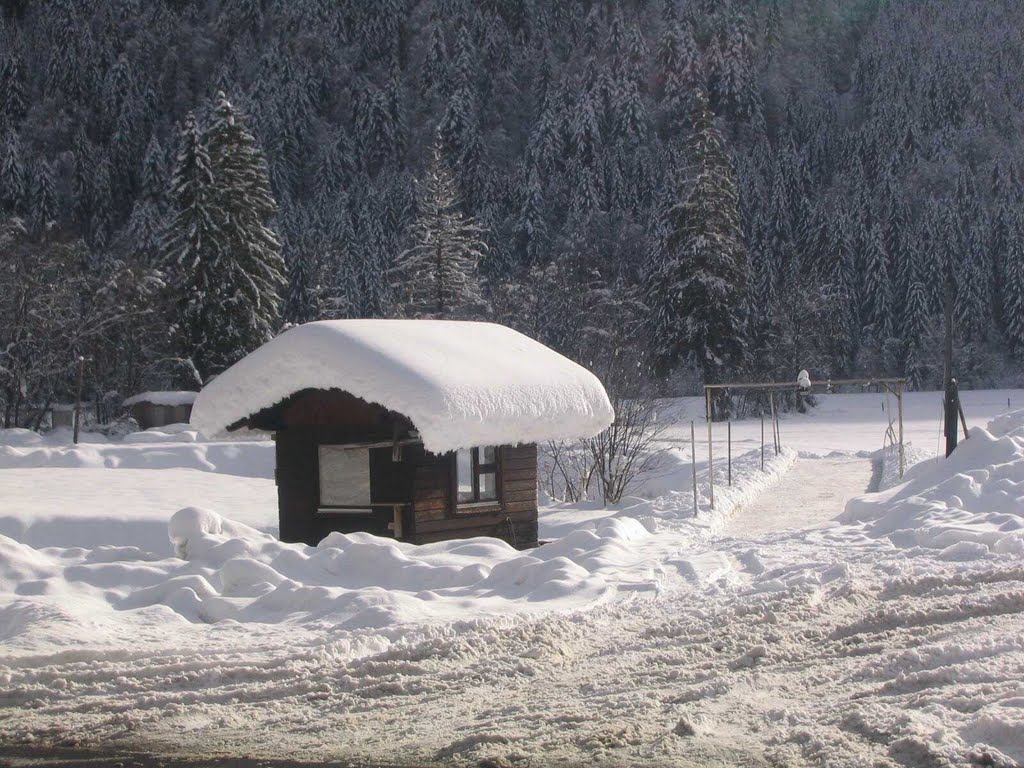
left=190, top=320, right=614, bottom=453
left=1, top=507, right=643, bottom=632
left=987, top=407, right=1024, bottom=439
left=842, top=420, right=1024, bottom=556
left=122, top=390, right=198, bottom=407
left=0, top=430, right=273, bottom=477
left=624, top=446, right=797, bottom=534
left=0, top=468, right=277, bottom=550
left=876, top=440, right=936, bottom=492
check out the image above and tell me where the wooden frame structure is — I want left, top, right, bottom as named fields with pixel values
left=703, top=377, right=907, bottom=509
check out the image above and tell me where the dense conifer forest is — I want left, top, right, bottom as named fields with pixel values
left=2, top=0, right=1023, bottom=424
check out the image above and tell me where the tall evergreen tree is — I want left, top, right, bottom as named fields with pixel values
left=161, top=111, right=216, bottom=384
left=647, top=88, right=746, bottom=390
left=31, top=160, right=55, bottom=238
left=200, top=92, right=285, bottom=375
left=162, top=95, right=285, bottom=381
left=0, top=130, right=26, bottom=215
left=1004, top=215, right=1024, bottom=357
left=391, top=140, right=486, bottom=319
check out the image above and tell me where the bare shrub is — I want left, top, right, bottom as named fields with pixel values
left=539, top=439, right=596, bottom=503
left=587, top=395, right=667, bottom=504
left=540, top=396, right=667, bottom=505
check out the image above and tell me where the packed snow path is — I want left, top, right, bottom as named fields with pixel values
left=722, top=457, right=874, bottom=537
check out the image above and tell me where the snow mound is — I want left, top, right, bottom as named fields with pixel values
left=987, top=407, right=1024, bottom=439
left=122, top=391, right=198, bottom=407
left=122, top=423, right=200, bottom=443
left=190, top=320, right=614, bottom=454
left=0, top=428, right=49, bottom=448
left=121, top=506, right=629, bottom=626
left=842, top=423, right=1024, bottom=555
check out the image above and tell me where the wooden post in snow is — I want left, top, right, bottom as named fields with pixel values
left=760, top=415, right=765, bottom=471
left=727, top=420, right=732, bottom=486
left=943, top=273, right=959, bottom=457
left=897, top=381, right=905, bottom=479
left=73, top=356, right=84, bottom=445
left=705, top=388, right=714, bottom=510
left=691, top=421, right=699, bottom=516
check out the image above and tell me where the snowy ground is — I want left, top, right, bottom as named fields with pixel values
left=1, top=390, right=1023, bottom=766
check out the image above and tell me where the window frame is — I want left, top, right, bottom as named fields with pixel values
left=316, top=444, right=374, bottom=513
left=452, top=446, right=502, bottom=513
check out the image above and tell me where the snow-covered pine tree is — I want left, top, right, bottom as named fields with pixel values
left=119, top=135, right=166, bottom=266
left=0, top=53, right=27, bottom=126
left=862, top=221, right=892, bottom=345
left=391, top=139, right=486, bottom=319
left=70, top=129, right=95, bottom=230
left=31, top=160, right=55, bottom=238
left=517, top=164, right=547, bottom=267
left=0, top=130, right=26, bottom=215
left=648, top=87, right=746, bottom=389
left=89, top=158, right=112, bottom=252
left=899, top=233, right=931, bottom=387
left=198, top=91, right=286, bottom=376
left=421, top=19, right=448, bottom=101
left=1004, top=214, right=1024, bottom=357
left=161, top=111, right=217, bottom=385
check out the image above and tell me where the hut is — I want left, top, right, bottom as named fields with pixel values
left=190, top=320, right=613, bottom=548
left=123, top=391, right=198, bottom=430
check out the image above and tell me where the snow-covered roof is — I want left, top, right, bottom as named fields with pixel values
left=189, top=320, right=614, bottom=453
left=123, top=391, right=199, bottom=408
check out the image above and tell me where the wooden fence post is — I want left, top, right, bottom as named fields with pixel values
left=727, top=420, right=732, bottom=486
left=705, top=388, right=714, bottom=510
left=760, top=415, right=765, bottom=471
left=73, top=356, right=84, bottom=445
left=691, top=421, right=699, bottom=516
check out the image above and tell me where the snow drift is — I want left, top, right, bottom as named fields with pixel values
left=189, top=319, right=615, bottom=453
left=842, top=413, right=1024, bottom=556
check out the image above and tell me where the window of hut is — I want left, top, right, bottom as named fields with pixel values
left=456, top=447, right=499, bottom=505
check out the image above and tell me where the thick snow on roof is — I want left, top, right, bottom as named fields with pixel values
left=123, top=391, right=198, bottom=407
left=190, top=320, right=614, bottom=453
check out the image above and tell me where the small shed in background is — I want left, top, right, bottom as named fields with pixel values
left=190, top=320, right=613, bottom=549
left=124, top=391, right=198, bottom=430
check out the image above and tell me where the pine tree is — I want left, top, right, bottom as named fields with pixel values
left=901, top=240, right=931, bottom=387
left=161, top=112, right=216, bottom=383
left=162, top=96, right=285, bottom=381
left=90, top=158, right=112, bottom=251
left=0, top=130, right=27, bottom=215
left=648, top=88, right=746, bottom=388
left=863, top=222, right=891, bottom=343
left=31, top=160, right=55, bottom=238
left=391, top=140, right=486, bottom=319
left=0, top=53, right=27, bottom=125
left=199, top=92, right=286, bottom=375
left=999, top=210, right=1024, bottom=354
left=1005, top=215, right=1024, bottom=357
left=421, top=19, right=448, bottom=100
left=517, top=164, right=547, bottom=266
left=71, top=129, right=95, bottom=231
left=120, top=135, right=165, bottom=265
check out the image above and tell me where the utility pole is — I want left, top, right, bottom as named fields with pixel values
left=943, top=273, right=959, bottom=457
